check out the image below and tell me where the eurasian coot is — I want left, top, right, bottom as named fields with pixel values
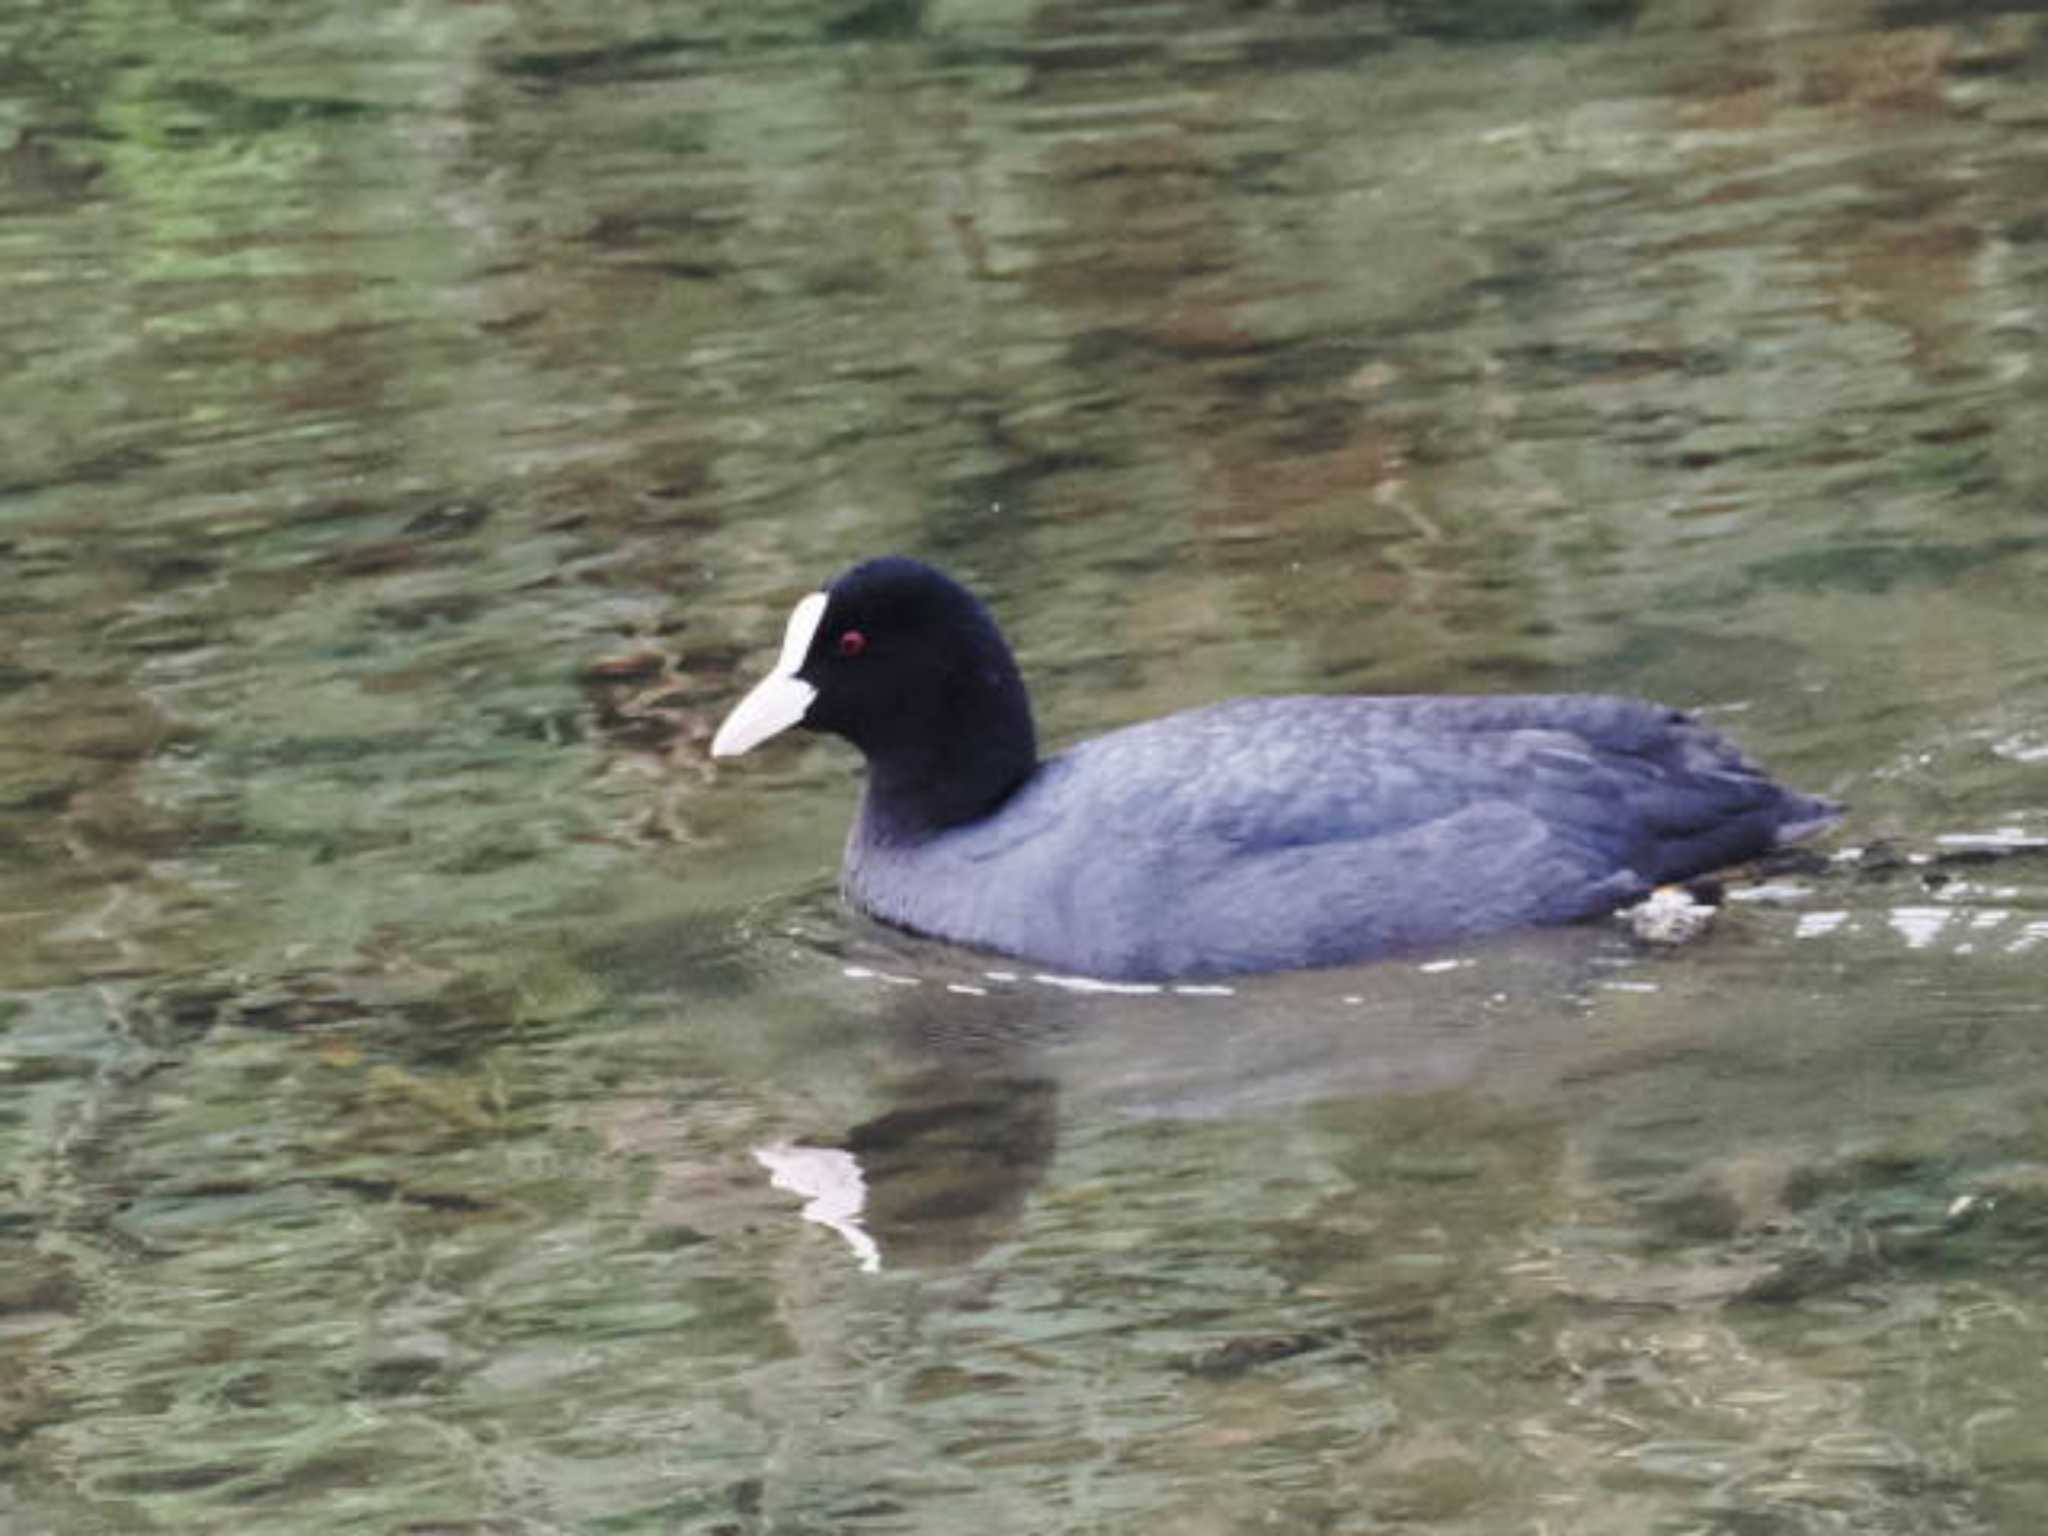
left=712, top=557, right=1839, bottom=980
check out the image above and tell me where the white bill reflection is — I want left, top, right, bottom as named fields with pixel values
left=754, top=1142, right=881, bottom=1274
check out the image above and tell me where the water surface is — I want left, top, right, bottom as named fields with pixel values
left=4, top=1, right=2047, bottom=1531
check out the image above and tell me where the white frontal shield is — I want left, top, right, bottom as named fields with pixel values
left=711, top=592, right=827, bottom=757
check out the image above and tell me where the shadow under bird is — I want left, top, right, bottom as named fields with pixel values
left=711, top=557, right=1840, bottom=981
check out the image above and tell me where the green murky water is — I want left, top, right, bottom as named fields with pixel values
left=5, top=1, right=2047, bottom=1530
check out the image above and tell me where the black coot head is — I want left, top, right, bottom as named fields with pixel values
left=796, top=558, right=1009, bottom=748
left=712, top=557, right=1038, bottom=829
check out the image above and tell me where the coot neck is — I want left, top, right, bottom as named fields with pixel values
left=855, top=672, right=1038, bottom=842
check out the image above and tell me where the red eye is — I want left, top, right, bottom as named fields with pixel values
left=837, top=629, right=867, bottom=658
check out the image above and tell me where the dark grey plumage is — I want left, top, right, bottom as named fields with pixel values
left=718, top=558, right=1841, bottom=980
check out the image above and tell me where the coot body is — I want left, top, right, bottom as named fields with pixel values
left=712, top=558, right=1839, bottom=981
